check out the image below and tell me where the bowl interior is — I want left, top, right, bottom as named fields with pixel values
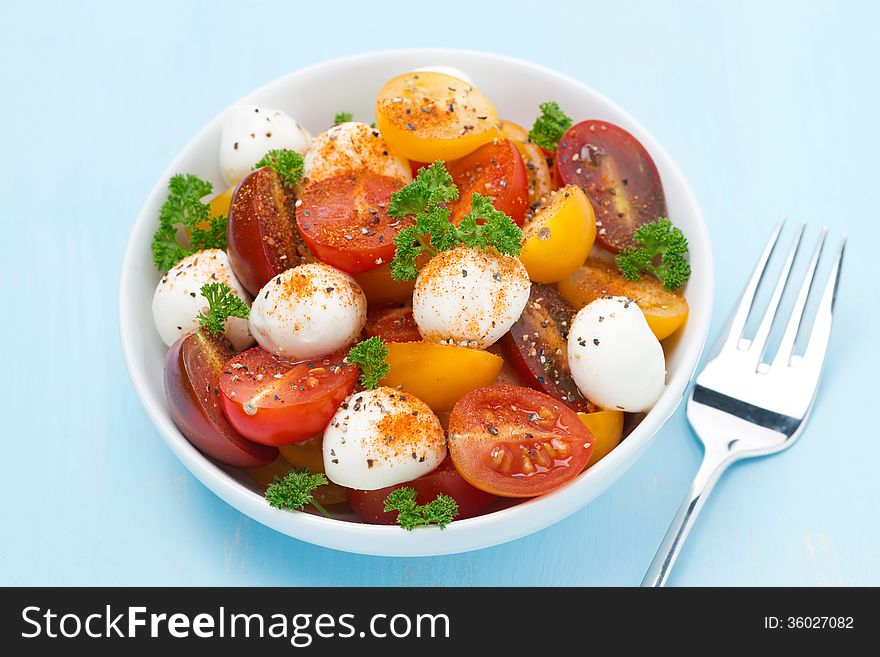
left=120, top=49, right=712, bottom=556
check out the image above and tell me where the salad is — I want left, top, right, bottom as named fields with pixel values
left=149, top=65, right=692, bottom=530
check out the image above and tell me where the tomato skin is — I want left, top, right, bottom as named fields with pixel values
left=219, top=348, right=357, bottom=446
left=449, top=385, right=593, bottom=498
left=501, top=284, right=596, bottom=413
left=346, top=458, right=495, bottom=524
left=500, top=121, right=554, bottom=208
left=296, top=172, right=408, bottom=273
left=364, top=303, right=422, bottom=342
left=446, top=140, right=529, bottom=226
left=352, top=262, right=416, bottom=306
left=164, top=331, right=278, bottom=468
left=556, top=120, right=666, bottom=252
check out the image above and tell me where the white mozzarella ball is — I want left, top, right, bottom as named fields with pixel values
left=152, top=249, right=254, bottom=351
left=323, top=387, right=447, bottom=490
left=303, top=121, right=411, bottom=184
left=413, top=246, right=531, bottom=349
left=219, top=105, right=311, bottom=186
left=248, top=263, right=366, bottom=360
left=567, top=296, right=666, bottom=412
left=413, top=65, right=475, bottom=85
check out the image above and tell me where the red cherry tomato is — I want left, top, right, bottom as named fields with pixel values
left=556, top=120, right=666, bottom=252
left=346, top=458, right=496, bottom=524
left=164, top=331, right=278, bottom=467
left=446, top=140, right=529, bottom=226
left=363, top=302, right=422, bottom=342
left=219, top=348, right=357, bottom=446
left=448, top=385, right=594, bottom=498
left=227, top=166, right=312, bottom=296
left=295, top=171, right=409, bottom=273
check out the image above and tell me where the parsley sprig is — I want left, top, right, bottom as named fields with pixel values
left=253, top=149, right=304, bottom=188
left=616, top=218, right=691, bottom=291
left=151, top=174, right=227, bottom=272
left=346, top=337, right=390, bottom=389
left=528, top=101, right=573, bottom=151
left=333, top=111, right=353, bottom=125
left=197, top=282, right=250, bottom=335
left=265, top=468, right=332, bottom=519
left=383, top=487, right=459, bottom=530
left=388, top=162, right=523, bottom=281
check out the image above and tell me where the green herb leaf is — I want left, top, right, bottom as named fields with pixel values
left=265, top=467, right=332, bottom=518
left=387, top=162, right=522, bottom=280
left=253, top=148, right=305, bottom=188
left=383, top=487, right=459, bottom=530
left=151, top=174, right=226, bottom=272
left=333, top=111, right=353, bottom=125
left=528, top=101, right=573, bottom=151
left=615, top=217, right=691, bottom=291
left=346, top=337, right=390, bottom=389
left=196, top=282, right=250, bottom=335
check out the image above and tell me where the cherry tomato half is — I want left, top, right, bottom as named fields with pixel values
left=363, top=303, right=422, bottom=342
left=446, top=140, right=529, bottom=226
left=219, top=348, right=357, bottom=446
left=296, top=171, right=408, bottom=273
left=556, top=120, right=666, bottom=252
left=448, top=385, right=594, bottom=498
left=346, top=458, right=495, bottom=524
left=164, top=331, right=278, bottom=467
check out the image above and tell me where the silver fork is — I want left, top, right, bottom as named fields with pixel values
left=641, top=219, right=845, bottom=587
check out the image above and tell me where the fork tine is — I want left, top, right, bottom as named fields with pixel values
left=714, top=218, right=785, bottom=355
left=795, top=236, right=846, bottom=369
left=750, top=223, right=805, bottom=366
left=772, top=228, right=827, bottom=368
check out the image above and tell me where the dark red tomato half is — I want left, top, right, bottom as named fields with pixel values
left=219, top=348, right=357, bottom=446
left=346, top=457, right=496, bottom=525
left=447, top=139, right=529, bottom=226
left=164, top=330, right=278, bottom=467
left=556, top=120, right=666, bottom=252
left=501, top=284, right=596, bottom=413
left=363, top=302, right=422, bottom=342
left=449, top=385, right=593, bottom=498
left=295, top=171, right=409, bottom=273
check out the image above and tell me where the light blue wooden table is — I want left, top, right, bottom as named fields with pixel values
left=2, top=0, right=877, bottom=586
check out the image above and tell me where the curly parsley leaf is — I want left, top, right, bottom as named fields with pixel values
left=151, top=174, right=227, bottom=272
left=333, top=111, right=353, bottom=125
left=196, top=282, right=250, bottom=335
left=383, top=487, right=459, bottom=530
left=346, top=337, right=390, bottom=389
left=253, top=148, right=304, bottom=188
left=265, top=467, right=332, bottom=518
left=528, top=101, right=573, bottom=151
left=388, top=162, right=522, bottom=281
left=616, top=217, right=691, bottom=291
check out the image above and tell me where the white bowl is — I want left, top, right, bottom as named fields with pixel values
left=119, top=49, right=713, bottom=556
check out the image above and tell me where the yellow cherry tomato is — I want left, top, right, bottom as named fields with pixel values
left=578, top=410, right=625, bottom=465
left=278, top=435, right=325, bottom=473
left=500, top=120, right=553, bottom=207
left=381, top=342, right=503, bottom=412
left=352, top=263, right=415, bottom=306
left=518, top=185, right=596, bottom=283
left=247, top=455, right=293, bottom=489
left=557, top=256, right=689, bottom=341
left=376, top=71, right=502, bottom=162
left=209, top=186, right=234, bottom=219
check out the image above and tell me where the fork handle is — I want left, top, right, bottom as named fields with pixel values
left=641, top=444, right=735, bottom=587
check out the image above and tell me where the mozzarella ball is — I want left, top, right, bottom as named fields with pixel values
left=567, top=296, right=666, bottom=412
left=413, top=246, right=531, bottom=349
left=413, top=65, right=475, bottom=85
left=152, top=249, right=254, bottom=351
left=303, top=121, right=411, bottom=184
left=219, top=104, right=311, bottom=186
left=323, top=387, right=447, bottom=490
left=248, top=263, right=366, bottom=359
